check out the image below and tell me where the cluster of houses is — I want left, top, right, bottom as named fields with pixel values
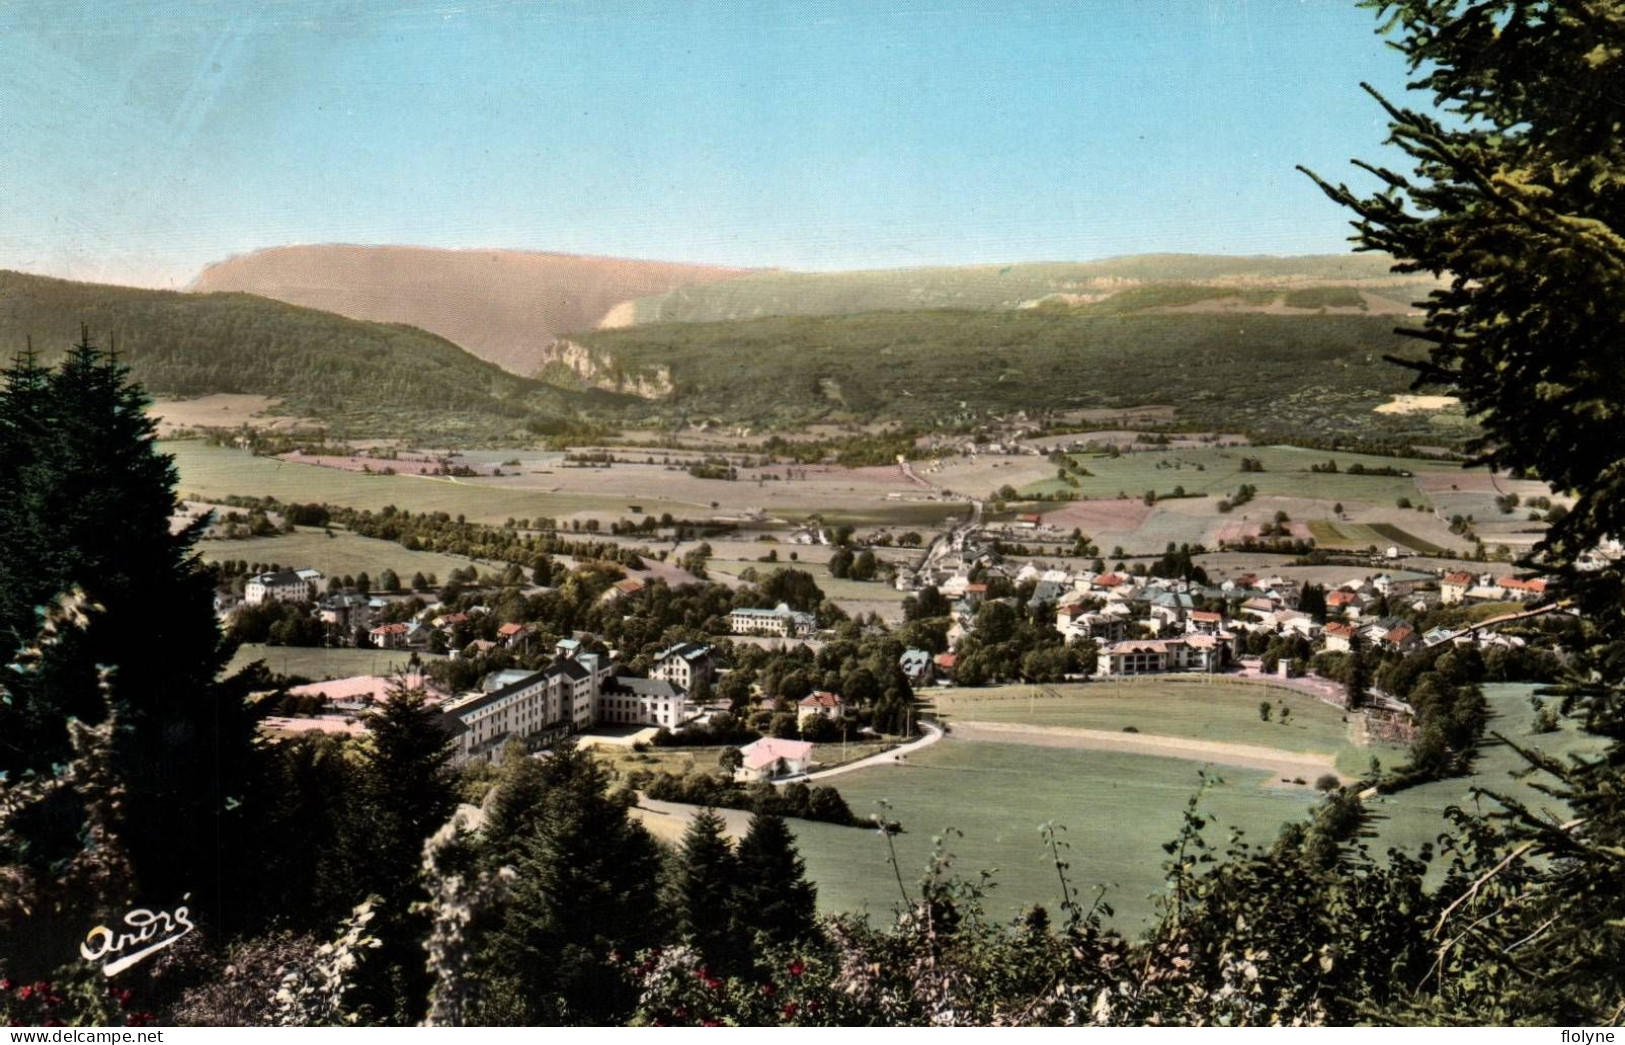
left=891, top=556, right=1558, bottom=682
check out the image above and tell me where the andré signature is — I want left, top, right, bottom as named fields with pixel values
left=81, top=901, right=195, bottom=976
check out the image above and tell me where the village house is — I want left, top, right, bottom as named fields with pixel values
left=797, top=691, right=846, bottom=724
left=369, top=621, right=411, bottom=649
left=898, top=648, right=935, bottom=685
left=1325, top=589, right=1364, bottom=617
left=1440, top=571, right=1476, bottom=605
left=213, top=589, right=242, bottom=617
left=1379, top=622, right=1420, bottom=653
left=600, top=577, right=646, bottom=603
left=1497, top=576, right=1548, bottom=602
left=650, top=641, right=716, bottom=691
left=1323, top=621, right=1357, bottom=653
left=1186, top=610, right=1225, bottom=635
left=318, top=593, right=372, bottom=632
left=735, top=737, right=814, bottom=782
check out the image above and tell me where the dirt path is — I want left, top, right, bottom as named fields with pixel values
left=787, top=722, right=944, bottom=783
left=950, top=720, right=1347, bottom=784
left=631, top=796, right=757, bottom=844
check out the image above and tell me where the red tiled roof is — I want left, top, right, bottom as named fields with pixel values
left=1443, top=571, right=1475, bottom=586
left=798, top=691, right=844, bottom=709
left=933, top=652, right=959, bottom=669
left=498, top=622, right=525, bottom=637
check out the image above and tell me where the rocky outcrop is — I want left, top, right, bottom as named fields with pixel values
left=533, top=339, right=673, bottom=399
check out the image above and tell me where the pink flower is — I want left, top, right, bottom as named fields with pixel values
left=782, top=1002, right=800, bottom=1020
left=788, top=959, right=806, bottom=978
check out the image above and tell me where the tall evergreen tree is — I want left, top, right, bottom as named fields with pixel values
left=0, top=332, right=255, bottom=930
left=665, top=807, right=740, bottom=968
left=487, top=744, right=667, bottom=1023
left=348, top=682, right=457, bottom=1025
left=732, top=810, right=818, bottom=947
left=1306, top=0, right=1625, bottom=1023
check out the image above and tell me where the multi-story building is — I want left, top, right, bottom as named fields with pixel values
left=1095, top=634, right=1234, bottom=677
left=244, top=570, right=315, bottom=606
left=436, top=649, right=611, bottom=765
left=650, top=642, right=715, bottom=691
left=729, top=602, right=817, bottom=638
left=1440, top=571, right=1476, bottom=605
left=597, top=675, right=690, bottom=728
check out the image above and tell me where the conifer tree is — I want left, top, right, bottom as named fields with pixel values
left=347, top=682, right=457, bottom=1025
left=0, top=332, right=255, bottom=927
left=665, top=807, right=740, bottom=968
left=489, top=744, right=666, bottom=1023
left=732, top=810, right=818, bottom=947
left=1306, top=1, right=1625, bottom=1023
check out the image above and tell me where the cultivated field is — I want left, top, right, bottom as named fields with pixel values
left=169, top=441, right=960, bottom=531
left=150, top=394, right=316, bottom=435
left=167, top=441, right=695, bottom=526
left=199, top=527, right=488, bottom=583
left=1017, top=445, right=1493, bottom=555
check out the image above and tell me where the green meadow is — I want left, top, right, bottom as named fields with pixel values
left=794, top=682, right=1583, bottom=933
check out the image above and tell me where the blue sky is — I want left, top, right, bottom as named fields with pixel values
left=0, top=0, right=1417, bottom=288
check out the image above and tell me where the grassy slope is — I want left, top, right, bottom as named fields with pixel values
left=576, top=310, right=1441, bottom=445
left=795, top=682, right=1585, bottom=932
left=0, top=269, right=597, bottom=439
left=792, top=740, right=1317, bottom=929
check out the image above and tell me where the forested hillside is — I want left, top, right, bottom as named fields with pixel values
left=0, top=270, right=599, bottom=440
left=576, top=308, right=1460, bottom=448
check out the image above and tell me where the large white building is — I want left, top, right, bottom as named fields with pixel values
left=433, top=636, right=708, bottom=763
left=729, top=603, right=817, bottom=638
left=244, top=570, right=316, bottom=606
left=1096, top=634, right=1234, bottom=678
left=437, top=650, right=610, bottom=765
